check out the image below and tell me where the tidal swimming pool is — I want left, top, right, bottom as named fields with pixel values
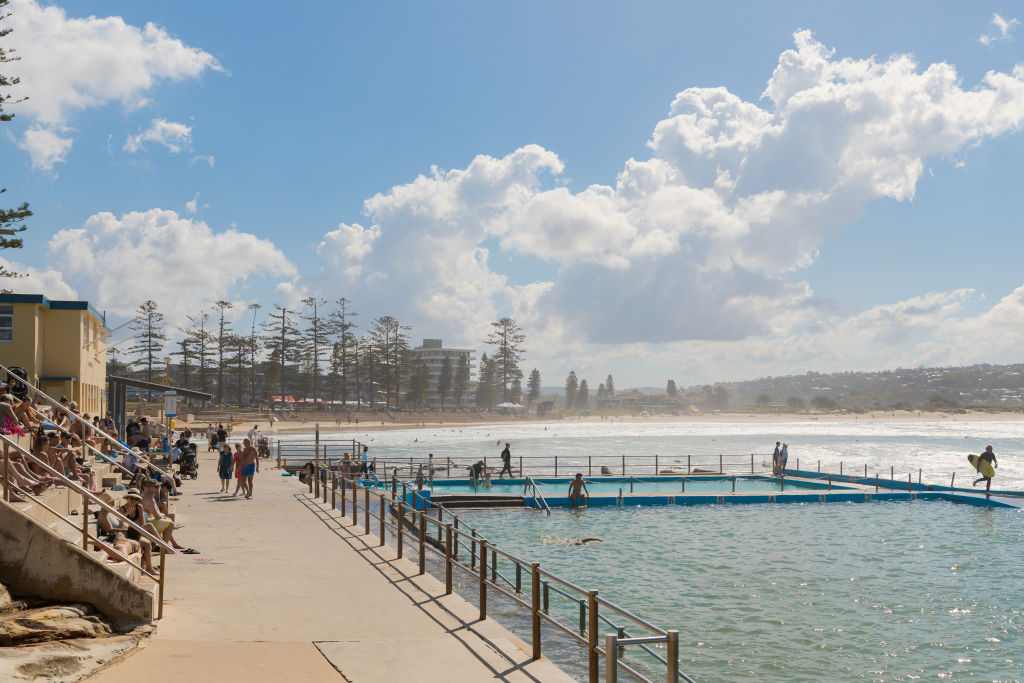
left=427, top=475, right=842, bottom=496
left=458, top=501, right=1024, bottom=681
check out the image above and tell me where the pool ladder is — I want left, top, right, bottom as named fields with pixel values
left=523, top=476, right=552, bottom=515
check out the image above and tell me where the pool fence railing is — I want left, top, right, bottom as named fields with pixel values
left=306, top=469, right=695, bottom=683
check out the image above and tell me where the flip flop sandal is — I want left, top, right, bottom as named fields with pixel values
left=182, top=548, right=200, bottom=554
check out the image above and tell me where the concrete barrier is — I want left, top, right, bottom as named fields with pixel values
left=0, top=499, right=153, bottom=625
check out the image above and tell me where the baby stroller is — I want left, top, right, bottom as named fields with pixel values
left=178, top=443, right=199, bottom=479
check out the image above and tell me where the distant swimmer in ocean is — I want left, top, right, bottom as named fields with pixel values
left=970, top=445, right=998, bottom=494
left=543, top=536, right=603, bottom=545
left=568, top=473, right=590, bottom=508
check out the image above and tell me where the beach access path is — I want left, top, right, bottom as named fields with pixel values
left=88, top=451, right=572, bottom=683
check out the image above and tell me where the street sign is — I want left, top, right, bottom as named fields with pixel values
left=164, top=390, right=177, bottom=418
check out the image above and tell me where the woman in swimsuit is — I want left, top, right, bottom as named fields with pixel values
left=232, top=443, right=245, bottom=496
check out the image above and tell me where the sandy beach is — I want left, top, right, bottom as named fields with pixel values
left=200, top=408, right=1024, bottom=438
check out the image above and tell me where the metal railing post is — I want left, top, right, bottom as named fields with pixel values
left=519, top=455, right=522, bottom=477
left=719, top=454, right=723, bottom=473
left=364, top=487, right=371, bottom=535
left=588, top=455, right=592, bottom=476
left=828, top=474, right=832, bottom=490
left=397, top=502, right=404, bottom=559
left=491, top=547, right=497, bottom=583
left=655, top=453, right=658, bottom=474
left=453, top=517, right=460, bottom=558
left=418, top=509, right=426, bottom=575
left=276, top=441, right=281, bottom=468
left=324, top=470, right=329, bottom=504
left=864, top=464, right=868, bottom=478
left=515, top=562, right=522, bottom=593
left=437, top=505, right=443, bottom=541
left=687, top=454, right=691, bottom=473
left=950, top=472, right=956, bottom=488
left=82, top=495, right=89, bottom=550
left=352, top=481, right=358, bottom=526
left=543, top=581, right=549, bottom=612
left=621, top=454, right=625, bottom=476
left=531, top=563, right=541, bottom=659
left=554, top=456, right=557, bottom=477
left=875, top=474, right=879, bottom=492
left=751, top=453, right=754, bottom=473
left=908, top=473, right=912, bottom=492
left=157, top=547, right=166, bottom=619
left=605, top=633, right=618, bottom=683
left=891, top=465, right=894, bottom=479
left=379, top=494, right=385, bottom=546
left=444, top=523, right=453, bottom=594
left=331, top=474, right=336, bottom=509
left=666, top=629, right=679, bottom=682
left=479, top=540, right=488, bottom=620
left=340, top=476, right=347, bottom=517
left=471, top=528, right=477, bottom=569
left=3, top=446, right=9, bottom=502
left=588, top=590, right=599, bottom=683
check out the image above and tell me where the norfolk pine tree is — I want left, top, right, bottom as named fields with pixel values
left=0, top=0, right=30, bottom=286
left=213, top=300, right=234, bottom=403
left=454, top=355, right=470, bottom=409
left=526, top=368, right=541, bottom=408
left=577, top=379, right=589, bottom=409
left=129, top=300, right=167, bottom=399
left=485, top=317, right=525, bottom=403
left=564, top=370, right=578, bottom=410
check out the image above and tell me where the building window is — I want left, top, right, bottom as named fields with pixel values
left=0, top=305, right=12, bottom=342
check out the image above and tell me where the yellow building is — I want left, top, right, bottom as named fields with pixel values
left=0, top=294, right=108, bottom=416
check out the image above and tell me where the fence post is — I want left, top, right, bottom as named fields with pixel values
left=554, top=456, right=558, bottom=477
left=379, top=494, right=385, bottom=546
left=864, top=464, right=867, bottom=478
left=352, top=481, right=358, bottom=526
left=157, top=546, right=166, bottom=619
left=655, top=453, right=658, bottom=475
left=515, top=562, right=522, bottom=593
left=453, top=517, right=460, bottom=558
left=365, top=487, right=371, bottom=535
left=437, top=505, right=443, bottom=541
left=82, top=495, right=89, bottom=550
left=666, top=629, right=679, bottom=682
left=891, top=465, right=894, bottom=480
left=445, top=523, right=453, bottom=595
left=397, top=502, right=404, bottom=559
left=471, top=528, right=477, bottom=569
left=605, top=633, right=618, bottom=682
left=621, top=454, right=625, bottom=476
left=418, top=509, right=426, bottom=575
left=908, top=473, right=912, bottom=492
left=323, top=470, right=328, bottom=504
left=751, top=453, right=754, bottom=474
left=331, top=474, right=336, bottom=509
left=687, top=454, right=691, bottom=473
left=276, top=440, right=281, bottom=469
left=588, top=590, right=599, bottom=683
left=840, top=461, right=843, bottom=475
left=589, top=456, right=592, bottom=476
left=818, top=460, right=820, bottom=473
left=950, top=472, right=955, bottom=488
left=875, top=474, right=879, bottom=492
left=918, top=468, right=922, bottom=484
left=543, top=581, right=549, bottom=612
left=719, top=453, right=723, bottom=473
left=531, top=563, right=541, bottom=659
left=828, top=474, right=832, bottom=490
left=314, top=424, right=320, bottom=498
left=479, top=540, right=488, bottom=620
left=519, top=455, right=523, bottom=477
left=340, top=476, right=347, bottom=516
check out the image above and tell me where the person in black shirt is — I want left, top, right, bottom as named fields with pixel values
left=498, top=442, right=513, bottom=479
left=972, top=445, right=998, bottom=493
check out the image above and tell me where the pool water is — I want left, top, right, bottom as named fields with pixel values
left=459, top=501, right=1024, bottom=682
left=428, top=476, right=841, bottom=496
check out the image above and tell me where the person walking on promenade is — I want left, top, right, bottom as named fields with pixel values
left=772, top=441, right=781, bottom=475
left=972, top=445, right=998, bottom=494
left=241, top=438, right=259, bottom=499
left=361, top=445, right=370, bottom=474
left=231, top=443, right=245, bottom=496
left=217, top=445, right=233, bottom=493
left=499, top=442, right=513, bottom=479
left=780, top=443, right=789, bottom=474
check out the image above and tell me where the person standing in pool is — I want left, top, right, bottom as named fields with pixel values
left=772, top=442, right=781, bottom=475
left=568, top=473, right=590, bottom=508
left=972, top=445, right=998, bottom=493
left=779, top=443, right=789, bottom=474
left=498, top=442, right=513, bottom=479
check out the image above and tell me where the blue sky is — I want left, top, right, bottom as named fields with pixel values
left=3, top=1, right=1024, bottom=387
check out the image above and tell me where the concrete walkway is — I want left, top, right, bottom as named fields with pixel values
left=88, top=452, right=571, bottom=682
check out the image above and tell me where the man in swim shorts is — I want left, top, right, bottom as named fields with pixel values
left=240, top=438, right=259, bottom=499
left=972, top=445, right=998, bottom=493
left=568, top=473, right=590, bottom=508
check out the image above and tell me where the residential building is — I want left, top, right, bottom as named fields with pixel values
left=407, top=339, right=475, bottom=408
left=0, top=294, right=108, bottom=415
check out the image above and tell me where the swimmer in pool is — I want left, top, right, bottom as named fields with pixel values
left=568, top=473, right=590, bottom=508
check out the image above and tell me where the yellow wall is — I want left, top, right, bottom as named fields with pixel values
left=0, top=302, right=106, bottom=415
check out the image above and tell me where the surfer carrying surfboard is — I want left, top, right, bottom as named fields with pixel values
left=970, top=445, right=998, bottom=494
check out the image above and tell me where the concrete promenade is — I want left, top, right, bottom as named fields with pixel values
left=89, top=451, right=572, bottom=682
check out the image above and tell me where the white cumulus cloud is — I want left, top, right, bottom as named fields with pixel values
left=300, top=31, right=1024, bottom=360
left=6, top=0, right=220, bottom=168
left=980, top=12, right=1020, bottom=45
left=124, top=118, right=192, bottom=154
left=0, top=257, right=78, bottom=300
left=47, top=209, right=296, bottom=322
left=17, top=125, right=73, bottom=170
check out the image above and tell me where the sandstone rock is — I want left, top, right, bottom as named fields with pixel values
left=0, top=604, right=113, bottom=646
left=0, top=631, right=147, bottom=682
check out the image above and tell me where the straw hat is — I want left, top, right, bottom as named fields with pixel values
left=97, top=490, right=116, bottom=505
left=124, top=488, right=142, bottom=501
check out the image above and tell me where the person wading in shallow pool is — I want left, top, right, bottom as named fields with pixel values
left=568, top=473, right=590, bottom=508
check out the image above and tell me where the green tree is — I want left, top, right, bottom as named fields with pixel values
left=370, top=316, right=409, bottom=408
left=454, top=354, right=470, bottom=409
left=328, top=297, right=357, bottom=406
left=476, top=352, right=498, bottom=410
left=0, top=1, right=30, bottom=286
left=576, top=379, right=589, bottom=409
left=170, top=335, right=193, bottom=387
left=129, top=300, right=167, bottom=397
left=185, top=313, right=214, bottom=394
left=300, top=296, right=328, bottom=405
left=407, top=356, right=429, bottom=408
left=526, top=368, right=542, bottom=407
left=786, top=396, right=805, bottom=410
left=510, top=375, right=522, bottom=404
left=438, top=355, right=453, bottom=410
left=246, top=303, right=262, bottom=400
left=485, top=317, right=526, bottom=403
left=666, top=379, right=677, bottom=397
left=597, top=383, right=606, bottom=397
left=756, top=393, right=772, bottom=406
left=605, top=374, right=615, bottom=396
left=263, top=304, right=299, bottom=401
left=212, top=300, right=234, bottom=404
left=564, top=370, right=578, bottom=410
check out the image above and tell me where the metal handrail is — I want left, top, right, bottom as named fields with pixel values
left=1, top=433, right=173, bottom=618
left=329, top=475, right=689, bottom=682
left=0, top=362, right=176, bottom=482
left=523, top=476, right=552, bottom=515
